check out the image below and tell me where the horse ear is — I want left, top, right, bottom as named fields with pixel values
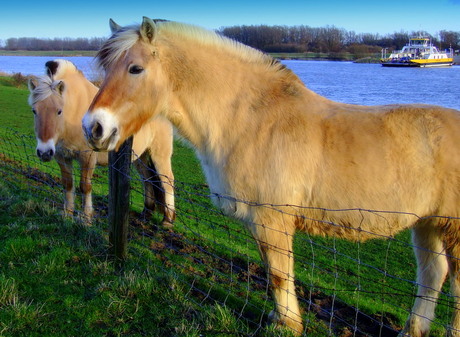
left=54, top=81, right=65, bottom=95
left=109, top=18, right=122, bottom=34
left=28, top=77, right=37, bottom=92
left=140, top=16, right=157, bottom=42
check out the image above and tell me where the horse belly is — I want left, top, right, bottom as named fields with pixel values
left=298, top=155, right=445, bottom=241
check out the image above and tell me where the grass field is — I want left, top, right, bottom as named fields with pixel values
left=0, top=75, right=453, bottom=336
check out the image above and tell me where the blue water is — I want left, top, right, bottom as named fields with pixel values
left=0, top=55, right=100, bottom=80
left=283, top=60, right=460, bottom=110
left=1, top=56, right=459, bottom=110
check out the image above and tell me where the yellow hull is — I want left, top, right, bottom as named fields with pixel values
left=410, top=58, right=453, bottom=67
left=381, top=58, right=453, bottom=67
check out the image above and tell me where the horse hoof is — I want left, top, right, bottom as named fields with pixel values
left=161, top=219, right=174, bottom=229
left=267, top=310, right=303, bottom=336
left=268, top=310, right=279, bottom=325
left=139, top=209, right=153, bottom=222
left=80, top=214, right=93, bottom=226
left=62, top=209, right=74, bottom=218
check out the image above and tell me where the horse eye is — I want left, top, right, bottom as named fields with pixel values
left=128, top=65, right=144, bottom=75
left=32, top=109, right=37, bottom=115
left=57, top=109, right=63, bottom=115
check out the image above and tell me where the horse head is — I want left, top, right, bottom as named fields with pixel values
left=83, top=17, right=170, bottom=152
left=28, top=75, right=65, bottom=162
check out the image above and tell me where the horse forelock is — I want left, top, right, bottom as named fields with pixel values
left=97, top=25, right=140, bottom=69
left=97, top=20, right=283, bottom=72
left=28, top=76, right=63, bottom=106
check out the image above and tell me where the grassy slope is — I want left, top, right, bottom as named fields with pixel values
left=0, top=77, right=451, bottom=336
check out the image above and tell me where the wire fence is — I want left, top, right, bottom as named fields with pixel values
left=0, top=126, right=457, bottom=337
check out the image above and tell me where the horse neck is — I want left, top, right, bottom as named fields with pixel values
left=59, top=71, right=98, bottom=149
left=62, top=72, right=97, bottom=118
left=162, top=39, right=286, bottom=155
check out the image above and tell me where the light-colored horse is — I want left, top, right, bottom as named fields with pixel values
left=82, top=18, right=460, bottom=336
left=28, top=59, right=175, bottom=226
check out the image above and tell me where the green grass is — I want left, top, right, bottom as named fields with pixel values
left=0, top=75, right=452, bottom=336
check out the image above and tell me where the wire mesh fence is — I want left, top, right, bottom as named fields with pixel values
left=1, top=126, right=458, bottom=337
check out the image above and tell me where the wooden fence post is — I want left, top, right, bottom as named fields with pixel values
left=108, top=136, right=133, bottom=263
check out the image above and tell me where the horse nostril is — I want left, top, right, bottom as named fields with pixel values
left=92, top=121, right=104, bottom=140
left=37, top=148, right=54, bottom=162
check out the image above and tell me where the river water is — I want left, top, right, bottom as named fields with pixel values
left=0, top=55, right=100, bottom=81
left=1, top=56, right=459, bottom=110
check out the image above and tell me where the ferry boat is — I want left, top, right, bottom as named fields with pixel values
left=381, top=37, right=453, bottom=67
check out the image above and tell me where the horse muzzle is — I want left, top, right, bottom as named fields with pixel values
left=36, top=139, right=56, bottom=162
left=37, top=148, right=54, bottom=162
left=82, top=109, right=120, bottom=152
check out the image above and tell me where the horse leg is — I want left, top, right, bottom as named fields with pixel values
left=56, top=154, right=74, bottom=216
left=78, top=151, right=97, bottom=220
left=148, top=153, right=175, bottom=228
left=136, top=147, right=175, bottom=228
left=134, top=153, right=157, bottom=220
left=399, top=221, right=448, bottom=337
left=250, top=218, right=303, bottom=335
left=444, top=218, right=460, bottom=337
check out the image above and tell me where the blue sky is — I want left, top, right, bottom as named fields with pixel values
left=1, top=0, right=459, bottom=41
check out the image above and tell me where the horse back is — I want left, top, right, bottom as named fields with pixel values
left=231, top=100, right=460, bottom=240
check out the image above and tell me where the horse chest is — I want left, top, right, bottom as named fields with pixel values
left=197, top=152, right=242, bottom=216
left=56, top=143, right=79, bottom=160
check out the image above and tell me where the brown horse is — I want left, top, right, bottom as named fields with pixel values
left=28, top=59, right=175, bottom=226
left=82, top=18, right=460, bottom=336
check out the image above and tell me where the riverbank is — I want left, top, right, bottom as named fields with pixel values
left=0, top=50, right=96, bottom=57
left=268, top=52, right=381, bottom=63
left=0, top=49, right=382, bottom=62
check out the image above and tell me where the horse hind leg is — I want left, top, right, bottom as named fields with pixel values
left=250, top=216, right=303, bottom=335
left=399, top=220, right=448, bottom=337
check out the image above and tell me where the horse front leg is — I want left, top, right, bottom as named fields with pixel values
left=135, top=151, right=175, bottom=228
left=56, top=154, right=74, bottom=217
left=134, top=154, right=155, bottom=219
left=399, top=221, right=448, bottom=337
left=250, top=218, right=303, bottom=335
left=149, top=155, right=175, bottom=228
left=79, top=151, right=97, bottom=221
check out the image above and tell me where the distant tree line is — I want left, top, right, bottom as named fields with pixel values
left=1, top=37, right=105, bottom=51
left=1, top=26, right=459, bottom=56
left=218, top=25, right=460, bottom=55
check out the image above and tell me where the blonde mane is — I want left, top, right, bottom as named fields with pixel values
left=49, top=59, right=81, bottom=79
left=97, top=21, right=283, bottom=72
